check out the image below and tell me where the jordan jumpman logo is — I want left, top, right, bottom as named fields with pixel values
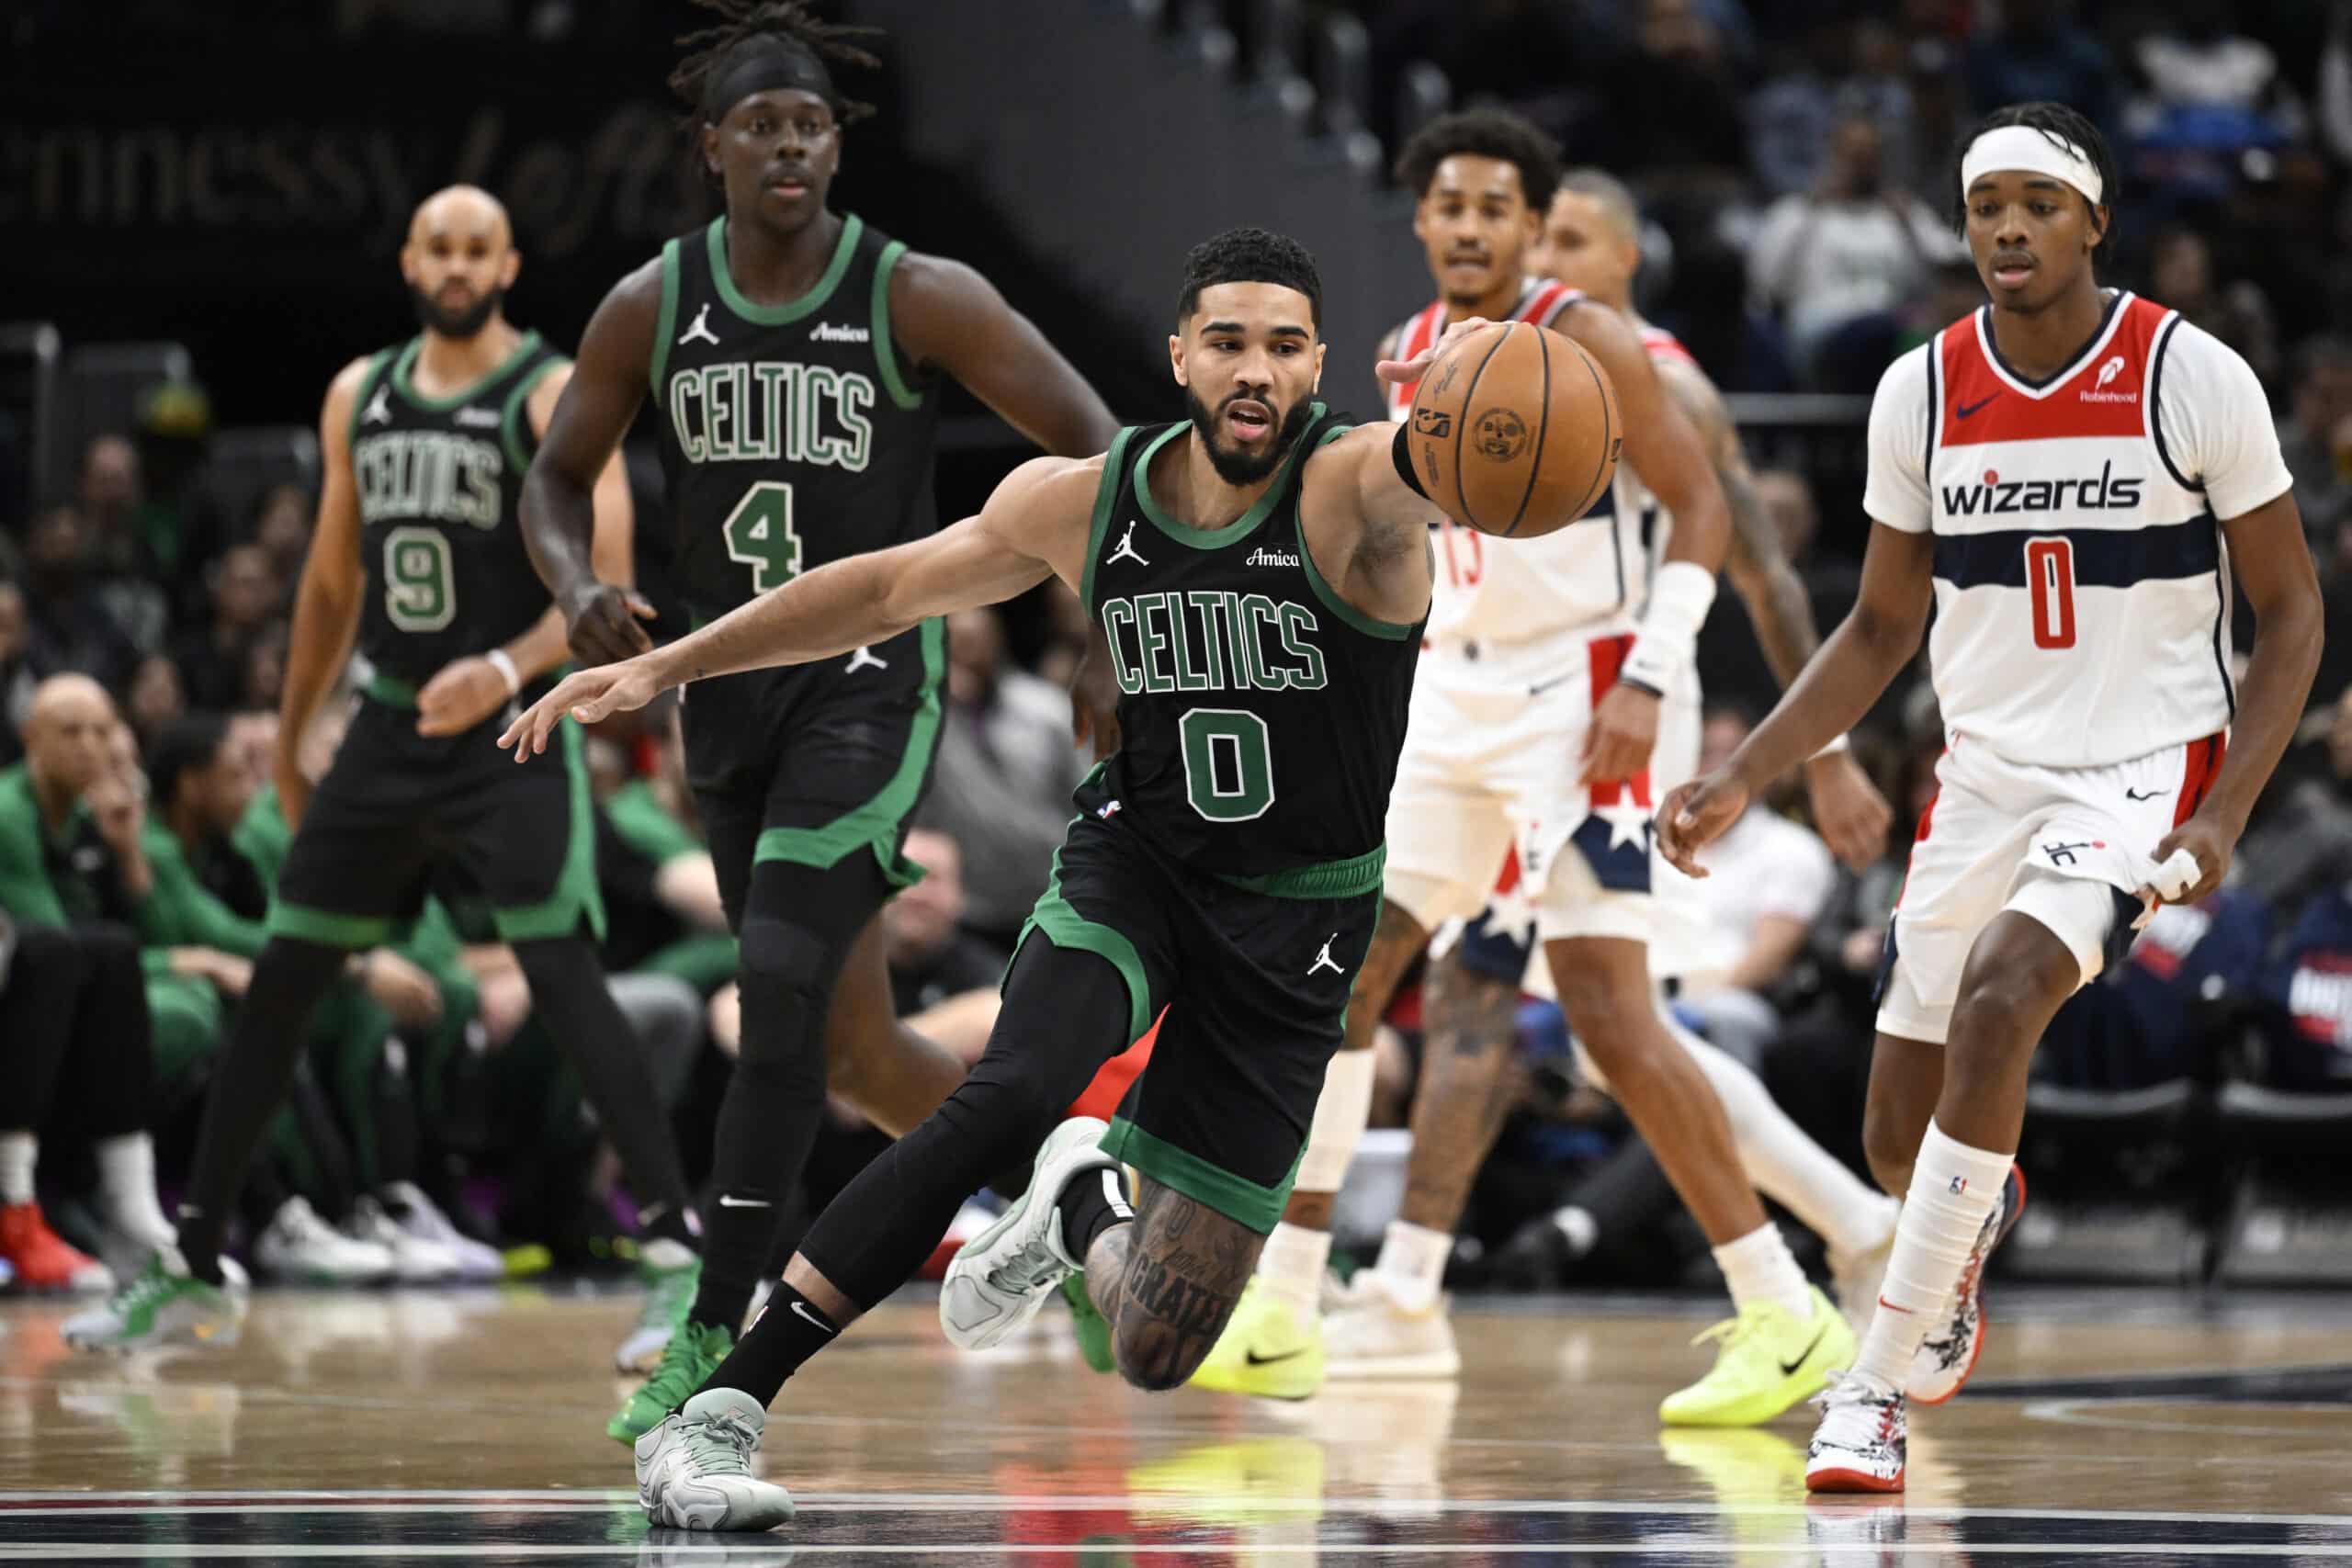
left=1107, top=520, right=1149, bottom=568
left=843, top=646, right=888, bottom=674
left=678, top=303, right=720, bottom=347
left=1307, top=934, right=1344, bottom=977
left=360, top=383, right=392, bottom=425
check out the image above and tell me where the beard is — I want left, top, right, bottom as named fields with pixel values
left=1182, top=388, right=1314, bottom=486
left=410, top=283, right=503, bottom=341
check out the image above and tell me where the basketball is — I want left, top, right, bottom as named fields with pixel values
left=1406, top=320, right=1622, bottom=538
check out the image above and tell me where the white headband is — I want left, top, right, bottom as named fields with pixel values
left=1961, top=125, right=2103, bottom=206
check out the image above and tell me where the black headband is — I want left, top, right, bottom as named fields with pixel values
left=703, top=40, right=840, bottom=124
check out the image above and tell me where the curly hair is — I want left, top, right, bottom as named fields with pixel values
left=1951, top=101, right=2118, bottom=254
left=668, top=0, right=881, bottom=128
left=1175, top=227, right=1322, bottom=328
left=1394, top=108, right=1563, bottom=211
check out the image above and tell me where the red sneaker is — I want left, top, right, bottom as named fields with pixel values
left=0, top=1201, right=113, bottom=1293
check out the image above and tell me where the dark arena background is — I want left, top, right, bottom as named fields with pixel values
left=5, top=2, right=2352, bottom=1562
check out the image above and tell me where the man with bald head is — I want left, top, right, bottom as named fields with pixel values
left=0, top=676, right=185, bottom=1295
left=64, top=186, right=707, bottom=1355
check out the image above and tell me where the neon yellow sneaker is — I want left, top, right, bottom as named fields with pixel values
left=1659, top=1286, right=1854, bottom=1427
left=608, top=1319, right=733, bottom=1445
left=1187, top=1276, right=1323, bottom=1401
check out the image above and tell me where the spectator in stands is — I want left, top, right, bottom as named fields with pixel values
left=21, top=509, right=140, bottom=693
left=2132, top=0, right=2302, bottom=166
left=1750, top=19, right=1920, bottom=202
left=1673, top=705, right=1839, bottom=1066
left=250, top=483, right=312, bottom=604
left=1748, top=114, right=1965, bottom=391
left=0, top=582, right=30, bottom=766
left=173, top=544, right=283, bottom=711
left=885, top=827, right=1007, bottom=1020
left=75, top=435, right=170, bottom=653
left=1963, top=0, right=2116, bottom=141
left=239, top=621, right=290, bottom=713
left=0, top=675, right=183, bottom=1292
left=2149, top=227, right=2279, bottom=389
left=917, top=604, right=1087, bottom=955
left=1590, top=0, right=1748, bottom=203
left=2277, top=336, right=2352, bottom=548
left=124, top=653, right=186, bottom=750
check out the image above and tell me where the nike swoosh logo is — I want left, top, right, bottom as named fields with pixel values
left=1245, top=1348, right=1306, bottom=1366
left=1779, top=1322, right=1830, bottom=1376
left=1528, top=672, right=1580, bottom=696
left=789, top=1300, right=835, bottom=1335
left=1956, top=394, right=1999, bottom=418
left=2124, top=787, right=2169, bottom=801
left=717, top=1195, right=772, bottom=1209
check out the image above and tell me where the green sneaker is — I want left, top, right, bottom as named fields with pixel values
left=62, top=1248, right=245, bottom=1352
left=608, top=1318, right=732, bottom=1445
left=615, top=1239, right=701, bottom=1373
left=1060, top=1271, right=1114, bottom=1374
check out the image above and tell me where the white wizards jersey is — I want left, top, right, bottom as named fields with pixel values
left=1384, top=280, right=1648, bottom=649
left=1865, top=291, right=2291, bottom=768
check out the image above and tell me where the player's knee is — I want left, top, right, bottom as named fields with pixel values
left=736, top=914, right=834, bottom=1052
left=1948, top=962, right=2067, bottom=1068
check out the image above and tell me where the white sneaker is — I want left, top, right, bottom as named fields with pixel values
left=1804, top=1372, right=1906, bottom=1493
left=636, top=1387, right=796, bottom=1531
left=1322, top=1277, right=1460, bottom=1380
left=62, top=1247, right=249, bottom=1351
left=378, top=1183, right=503, bottom=1281
left=348, top=1195, right=458, bottom=1283
left=256, top=1199, right=395, bottom=1285
left=939, top=1117, right=1118, bottom=1351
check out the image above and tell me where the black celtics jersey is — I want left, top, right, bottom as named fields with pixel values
left=650, top=213, right=942, bottom=691
left=1082, top=406, right=1423, bottom=891
left=348, top=332, right=565, bottom=688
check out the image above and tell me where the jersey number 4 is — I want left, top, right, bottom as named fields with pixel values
left=2026, top=536, right=2076, bottom=649
left=724, top=480, right=804, bottom=592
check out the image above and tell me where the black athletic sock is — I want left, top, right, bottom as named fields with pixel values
left=511, top=937, right=703, bottom=1251
left=699, top=1282, right=839, bottom=1404
left=1055, top=1165, right=1134, bottom=1265
left=176, top=937, right=351, bottom=1286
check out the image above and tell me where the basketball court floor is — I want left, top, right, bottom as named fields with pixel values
left=2, top=1283, right=2347, bottom=1562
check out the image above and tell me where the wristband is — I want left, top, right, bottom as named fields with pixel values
left=485, top=648, right=521, bottom=696
left=1391, top=421, right=1430, bottom=500
left=1619, top=560, right=1716, bottom=694
left=1810, top=733, right=1851, bottom=761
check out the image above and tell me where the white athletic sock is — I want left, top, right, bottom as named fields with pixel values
left=95, top=1134, right=176, bottom=1247
left=1258, top=1221, right=1331, bottom=1316
left=1849, top=1120, right=2011, bottom=1393
left=1374, top=1219, right=1452, bottom=1314
left=0, top=1133, right=35, bottom=1205
left=1711, top=1222, right=1814, bottom=1322
left=1666, top=1017, right=1900, bottom=1258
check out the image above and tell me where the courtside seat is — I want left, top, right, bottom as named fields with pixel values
left=2005, top=1079, right=2217, bottom=1285
left=2213, top=1080, right=2352, bottom=1288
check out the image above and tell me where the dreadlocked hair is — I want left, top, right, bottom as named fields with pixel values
left=668, top=0, right=881, bottom=127
left=1951, top=101, right=2117, bottom=254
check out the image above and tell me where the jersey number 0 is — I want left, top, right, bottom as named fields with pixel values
left=724, top=480, right=805, bottom=593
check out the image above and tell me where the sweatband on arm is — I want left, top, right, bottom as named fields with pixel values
left=1619, top=559, right=1716, bottom=695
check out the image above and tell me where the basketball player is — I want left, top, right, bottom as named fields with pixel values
left=500, top=225, right=1529, bottom=1530
left=1662, top=103, right=2321, bottom=1491
left=64, top=185, right=707, bottom=1359
left=514, top=2, right=1118, bottom=1441
left=1197, top=111, right=1874, bottom=1427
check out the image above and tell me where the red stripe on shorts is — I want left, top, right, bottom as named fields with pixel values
left=2175, top=732, right=2227, bottom=828
left=1586, top=633, right=1651, bottom=808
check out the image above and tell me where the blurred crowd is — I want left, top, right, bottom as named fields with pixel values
left=6, top=0, right=2352, bottom=1296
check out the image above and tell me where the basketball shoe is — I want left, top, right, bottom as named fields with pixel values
left=635, top=1386, right=796, bottom=1531
left=1059, top=1272, right=1114, bottom=1373
left=1188, top=1276, right=1324, bottom=1400
left=62, top=1247, right=247, bottom=1351
left=254, top=1197, right=394, bottom=1285
left=1804, top=1372, right=1906, bottom=1493
left=377, top=1181, right=504, bottom=1282
left=1660, top=1285, right=1855, bottom=1427
left=939, top=1117, right=1116, bottom=1351
left=1909, top=1164, right=2025, bottom=1404
left=616, top=1237, right=701, bottom=1373
left=610, top=1318, right=734, bottom=1444
left=1321, top=1275, right=1458, bottom=1380
left=0, top=1201, right=111, bottom=1293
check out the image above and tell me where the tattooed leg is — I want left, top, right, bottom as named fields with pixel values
left=1396, top=943, right=1524, bottom=1235
left=1279, top=897, right=1430, bottom=1230
left=1083, top=1177, right=1264, bottom=1391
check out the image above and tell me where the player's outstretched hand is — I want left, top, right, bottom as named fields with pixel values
left=1376, top=317, right=1495, bottom=385
left=1581, top=682, right=1659, bottom=787
left=1804, top=750, right=1895, bottom=871
left=561, top=581, right=659, bottom=666
left=415, top=655, right=514, bottom=739
left=1657, top=770, right=1749, bottom=879
left=2137, top=812, right=2233, bottom=911
left=499, top=659, right=662, bottom=760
